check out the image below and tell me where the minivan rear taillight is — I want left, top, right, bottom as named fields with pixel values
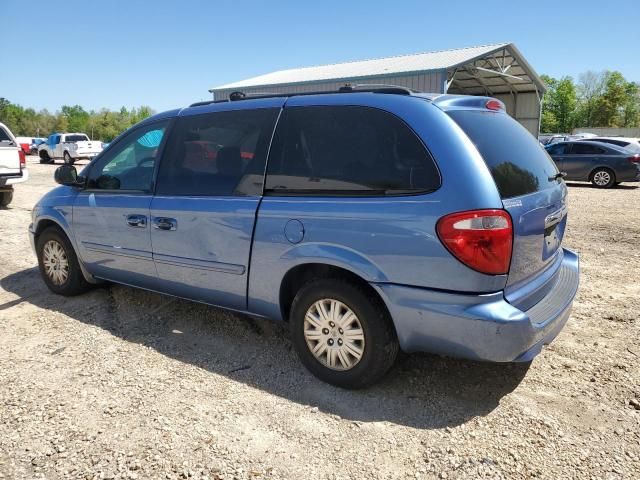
left=436, top=209, right=513, bottom=275
left=18, top=149, right=26, bottom=168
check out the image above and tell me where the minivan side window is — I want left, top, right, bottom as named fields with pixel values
left=265, top=106, right=440, bottom=194
left=87, top=120, right=169, bottom=191
left=156, top=108, right=280, bottom=196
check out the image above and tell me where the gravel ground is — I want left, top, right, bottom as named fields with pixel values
left=1, top=158, right=639, bottom=480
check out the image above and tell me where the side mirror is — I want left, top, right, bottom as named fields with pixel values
left=54, top=165, right=80, bottom=186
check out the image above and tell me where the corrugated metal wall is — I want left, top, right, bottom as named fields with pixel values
left=212, top=71, right=446, bottom=101
left=491, top=92, right=540, bottom=136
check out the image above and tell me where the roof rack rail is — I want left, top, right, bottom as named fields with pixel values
left=340, top=83, right=416, bottom=95
left=189, top=84, right=419, bottom=107
left=227, top=84, right=418, bottom=101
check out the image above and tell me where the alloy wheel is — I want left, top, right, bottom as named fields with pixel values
left=593, top=170, right=611, bottom=186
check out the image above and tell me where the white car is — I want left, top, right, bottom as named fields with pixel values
left=38, top=132, right=103, bottom=164
left=0, top=122, right=29, bottom=207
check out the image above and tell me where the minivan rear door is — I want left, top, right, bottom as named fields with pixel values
left=445, top=108, right=567, bottom=309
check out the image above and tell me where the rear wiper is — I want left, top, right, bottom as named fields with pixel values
left=548, top=172, right=567, bottom=181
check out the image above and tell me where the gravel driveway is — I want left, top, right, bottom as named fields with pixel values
left=1, top=158, right=639, bottom=479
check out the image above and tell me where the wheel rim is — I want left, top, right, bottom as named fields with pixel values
left=304, top=299, right=365, bottom=371
left=42, top=240, right=69, bottom=286
left=593, top=170, right=610, bottom=186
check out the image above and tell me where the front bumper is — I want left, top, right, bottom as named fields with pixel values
left=0, top=169, right=29, bottom=188
left=28, top=223, right=36, bottom=254
left=374, top=248, right=580, bottom=362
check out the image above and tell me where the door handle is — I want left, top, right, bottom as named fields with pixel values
left=126, top=214, right=147, bottom=228
left=153, top=217, right=177, bottom=231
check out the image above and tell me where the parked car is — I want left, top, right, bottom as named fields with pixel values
left=566, top=132, right=597, bottom=140
left=30, top=138, right=46, bottom=155
left=582, top=136, right=640, bottom=153
left=0, top=122, right=29, bottom=206
left=15, top=136, right=33, bottom=156
left=539, top=134, right=569, bottom=146
left=38, top=132, right=103, bottom=165
left=30, top=89, right=580, bottom=388
left=545, top=140, right=640, bottom=188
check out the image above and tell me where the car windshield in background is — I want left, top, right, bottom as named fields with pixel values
left=446, top=110, right=559, bottom=199
left=65, top=135, right=89, bottom=142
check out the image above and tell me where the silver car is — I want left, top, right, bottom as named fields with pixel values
left=545, top=141, right=640, bottom=188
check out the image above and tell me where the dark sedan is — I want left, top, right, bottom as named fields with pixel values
left=545, top=141, right=640, bottom=188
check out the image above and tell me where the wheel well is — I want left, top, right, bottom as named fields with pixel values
left=279, top=263, right=390, bottom=323
left=35, top=219, right=63, bottom=239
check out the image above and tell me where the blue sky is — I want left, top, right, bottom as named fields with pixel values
left=2, top=0, right=639, bottom=112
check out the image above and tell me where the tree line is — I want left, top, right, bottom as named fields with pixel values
left=0, top=98, right=154, bottom=142
left=541, top=71, right=639, bottom=134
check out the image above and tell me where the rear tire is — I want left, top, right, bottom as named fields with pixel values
left=63, top=151, right=75, bottom=165
left=0, top=191, right=13, bottom=207
left=36, top=226, right=90, bottom=296
left=590, top=168, right=615, bottom=188
left=289, top=278, right=398, bottom=389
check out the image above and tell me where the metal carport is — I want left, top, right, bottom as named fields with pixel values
left=209, top=43, right=546, bottom=136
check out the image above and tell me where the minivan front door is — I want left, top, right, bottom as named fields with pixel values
left=73, top=120, right=170, bottom=287
left=150, top=105, right=282, bottom=310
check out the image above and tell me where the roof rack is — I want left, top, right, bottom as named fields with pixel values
left=189, top=83, right=416, bottom=107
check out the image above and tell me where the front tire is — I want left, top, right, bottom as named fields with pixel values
left=290, top=278, right=398, bottom=389
left=36, top=227, right=90, bottom=296
left=0, top=191, right=13, bottom=207
left=39, top=151, right=52, bottom=164
left=591, top=168, right=615, bottom=188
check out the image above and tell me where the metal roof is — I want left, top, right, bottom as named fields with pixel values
left=210, top=42, right=545, bottom=94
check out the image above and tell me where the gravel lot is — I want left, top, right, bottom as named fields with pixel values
left=1, top=158, right=639, bottom=480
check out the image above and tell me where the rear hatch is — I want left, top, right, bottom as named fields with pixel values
left=445, top=105, right=567, bottom=311
left=0, top=124, right=21, bottom=176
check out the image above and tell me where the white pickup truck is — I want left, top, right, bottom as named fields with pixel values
left=0, top=122, right=29, bottom=207
left=38, top=132, right=103, bottom=165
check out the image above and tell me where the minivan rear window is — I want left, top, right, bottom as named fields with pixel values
left=447, top=110, right=560, bottom=199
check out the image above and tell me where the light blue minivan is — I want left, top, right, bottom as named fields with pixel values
left=30, top=87, right=579, bottom=388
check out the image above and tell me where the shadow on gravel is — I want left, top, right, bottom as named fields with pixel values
left=565, top=182, right=638, bottom=190
left=2, top=267, right=529, bottom=430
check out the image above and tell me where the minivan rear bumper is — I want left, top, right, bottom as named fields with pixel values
left=373, top=248, right=579, bottom=362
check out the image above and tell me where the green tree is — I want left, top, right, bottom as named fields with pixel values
left=621, top=81, right=640, bottom=127
left=61, top=105, right=90, bottom=133
left=540, top=75, right=577, bottom=133
left=592, top=71, right=628, bottom=127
